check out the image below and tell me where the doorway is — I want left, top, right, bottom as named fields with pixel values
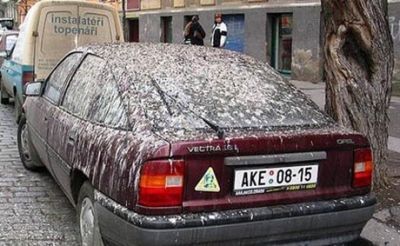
left=128, top=19, right=139, bottom=42
left=270, top=13, right=293, bottom=74
left=161, top=16, right=173, bottom=43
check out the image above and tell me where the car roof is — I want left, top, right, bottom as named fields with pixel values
left=77, top=42, right=284, bottom=87
left=74, top=43, right=331, bottom=135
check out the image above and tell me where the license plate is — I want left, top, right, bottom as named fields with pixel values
left=234, top=164, right=318, bottom=196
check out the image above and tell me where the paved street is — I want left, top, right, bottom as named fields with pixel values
left=0, top=103, right=80, bottom=245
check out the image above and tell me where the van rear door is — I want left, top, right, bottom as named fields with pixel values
left=35, top=5, right=79, bottom=79
left=77, top=6, right=118, bottom=45
left=35, top=3, right=121, bottom=80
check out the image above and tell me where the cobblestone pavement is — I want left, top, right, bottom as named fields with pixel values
left=0, top=103, right=80, bottom=245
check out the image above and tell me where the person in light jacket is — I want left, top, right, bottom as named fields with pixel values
left=211, top=13, right=227, bottom=48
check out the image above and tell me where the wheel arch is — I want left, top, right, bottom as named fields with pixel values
left=71, top=169, right=89, bottom=206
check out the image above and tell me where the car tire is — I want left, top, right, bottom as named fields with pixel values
left=17, top=116, right=44, bottom=171
left=77, top=181, right=104, bottom=246
left=15, top=96, right=22, bottom=123
left=0, top=79, right=10, bottom=105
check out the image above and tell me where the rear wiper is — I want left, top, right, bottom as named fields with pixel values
left=150, top=78, right=173, bottom=116
left=199, top=117, right=225, bottom=139
left=149, top=78, right=225, bottom=139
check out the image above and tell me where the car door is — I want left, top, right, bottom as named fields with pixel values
left=27, top=52, right=82, bottom=173
left=48, top=54, right=108, bottom=200
left=52, top=54, right=129, bottom=200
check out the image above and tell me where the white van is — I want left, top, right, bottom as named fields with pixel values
left=0, top=0, right=123, bottom=122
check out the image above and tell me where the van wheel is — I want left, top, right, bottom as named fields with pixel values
left=78, top=182, right=104, bottom=246
left=15, top=97, right=22, bottom=123
left=0, top=80, right=10, bottom=104
left=17, top=116, right=44, bottom=171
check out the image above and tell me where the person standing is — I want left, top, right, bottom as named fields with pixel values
left=184, top=15, right=206, bottom=46
left=211, top=13, right=227, bottom=48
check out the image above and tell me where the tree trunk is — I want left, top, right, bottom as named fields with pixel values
left=321, top=0, right=394, bottom=188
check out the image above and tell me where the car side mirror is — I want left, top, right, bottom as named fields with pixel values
left=25, top=81, right=44, bottom=97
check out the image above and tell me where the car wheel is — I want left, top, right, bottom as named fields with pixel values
left=78, top=182, right=104, bottom=246
left=0, top=79, right=10, bottom=104
left=15, top=96, right=22, bottom=123
left=17, top=116, right=44, bottom=171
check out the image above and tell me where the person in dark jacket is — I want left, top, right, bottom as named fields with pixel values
left=184, top=15, right=206, bottom=46
left=211, top=13, right=227, bottom=48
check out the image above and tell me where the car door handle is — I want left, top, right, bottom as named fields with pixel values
left=67, top=135, right=76, bottom=143
left=67, top=130, right=78, bottom=145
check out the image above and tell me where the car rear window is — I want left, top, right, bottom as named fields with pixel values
left=126, top=52, right=333, bottom=132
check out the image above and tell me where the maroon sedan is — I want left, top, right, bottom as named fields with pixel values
left=19, top=43, right=375, bottom=245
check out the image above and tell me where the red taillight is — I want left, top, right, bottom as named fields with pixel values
left=138, top=159, right=184, bottom=207
left=353, top=148, right=373, bottom=188
left=22, top=72, right=34, bottom=86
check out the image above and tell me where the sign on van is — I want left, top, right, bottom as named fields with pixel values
left=11, top=1, right=121, bottom=81
left=51, top=14, right=104, bottom=36
left=35, top=10, right=114, bottom=74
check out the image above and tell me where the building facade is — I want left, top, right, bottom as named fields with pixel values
left=124, top=0, right=322, bottom=82
left=125, top=0, right=400, bottom=82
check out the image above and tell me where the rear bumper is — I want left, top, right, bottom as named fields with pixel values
left=95, top=192, right=376, bottom=246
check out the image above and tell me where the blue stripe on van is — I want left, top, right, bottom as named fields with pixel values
left=4, top=59, right=34, bottom=102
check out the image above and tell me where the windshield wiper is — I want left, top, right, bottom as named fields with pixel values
left=199, top=117, right=225, bottom=139
left=150, top=78, right=173, bottom=116
left=149, top=78, right=225, bottom=139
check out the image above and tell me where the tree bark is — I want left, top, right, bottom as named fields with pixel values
left=321, top=0, right=394, bottom=187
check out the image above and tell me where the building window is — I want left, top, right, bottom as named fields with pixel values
left=141, top=0, right=161, bottom=10
left=161, top=16, right=173, bottom=43
left=128, top=19, right=139, bottom=42
left=270, top=13, right=293, bottom=74
left=127, top=0, right=140, bottom=10
left=174, top=0, right=185, bottom=7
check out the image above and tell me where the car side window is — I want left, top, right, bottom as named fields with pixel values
left=62, top=55, right=128, bottom=129
left=43, top=53, right=82, bottom=104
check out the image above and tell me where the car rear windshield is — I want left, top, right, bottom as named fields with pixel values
left=126, top=49, right=333, bottom=132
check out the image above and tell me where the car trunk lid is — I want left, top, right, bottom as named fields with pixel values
left=168, top=128, right=370, bottom=213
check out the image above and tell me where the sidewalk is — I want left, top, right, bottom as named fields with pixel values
left=290, top=80, right=400, bottom=154
left=291, top=80, right=400, bottom=246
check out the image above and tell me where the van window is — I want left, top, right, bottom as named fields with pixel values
left=62, top=55, right=127, bottom=129
left=43, top=53, right=81, bottom=104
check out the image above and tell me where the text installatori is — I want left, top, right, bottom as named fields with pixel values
left=51, top=14, right=105, bottom=36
